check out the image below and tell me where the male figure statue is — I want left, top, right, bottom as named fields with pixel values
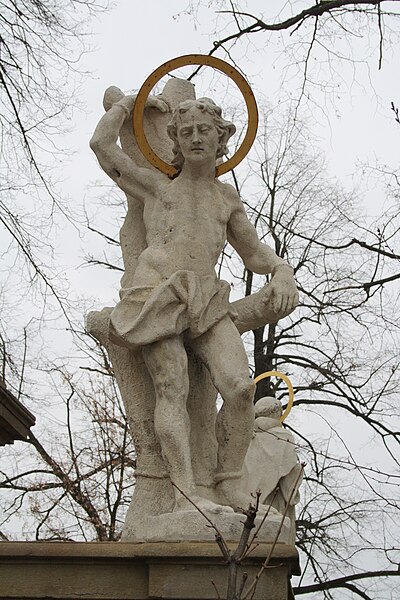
left=90, top=92, right=298, bottom=513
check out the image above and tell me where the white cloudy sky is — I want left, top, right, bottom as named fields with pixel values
left=62, top=0, right=399, bottom=474
left=2, top=0, right=398, bottom=388
left=56, top=0, right=399, bottom=306
left=2, top=4, right=399, bottom=565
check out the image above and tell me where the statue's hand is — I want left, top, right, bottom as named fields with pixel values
left=103, top=86, right=125, bottom=111
left=263, top=267, right=299, bottom=317
left=145, top=95, right=169, bottom=113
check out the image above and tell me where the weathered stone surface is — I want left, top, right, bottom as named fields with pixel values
left=89, top=77, right=299, bottom=539
left=0, top=541, right=300, bottom=599
left=148, top=563, right=288, bottom=600
left=122, top=509, right=291, bottom=544
left=240, top=397, right=303, bottom=544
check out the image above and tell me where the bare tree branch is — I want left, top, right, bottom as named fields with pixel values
left=293, top=569, right=400, bottom=595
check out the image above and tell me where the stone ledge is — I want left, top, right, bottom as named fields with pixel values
left=0, top=541, right=300, bottom=600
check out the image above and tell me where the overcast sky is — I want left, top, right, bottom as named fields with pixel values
left=58, top=0, right=399, bottom=471
left=56, top=0, right=400, bottom=307
left=2, top=3, right=399, bottom=561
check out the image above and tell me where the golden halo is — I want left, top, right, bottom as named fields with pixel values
left=253, top=370, right=294, bottom=423
left=132, top=54, right=258, bottom=178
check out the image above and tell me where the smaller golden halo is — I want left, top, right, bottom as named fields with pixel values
left=253, top=370, right=294, bottom=423
left=132, top=54, right=259, bottom=178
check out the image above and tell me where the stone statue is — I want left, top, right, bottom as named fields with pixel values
left=240, top=397, right=303, bottom=544
left=87, top=77, right=298, bottom=540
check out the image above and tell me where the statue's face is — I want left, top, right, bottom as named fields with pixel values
left=176, top=107, right=219, bottom=165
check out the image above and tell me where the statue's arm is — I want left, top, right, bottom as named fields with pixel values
left=226, top=183, right=287, bottom=273
left=225, top=184, right=299, bottom=315
left=90, top=90, right=163, bottom=199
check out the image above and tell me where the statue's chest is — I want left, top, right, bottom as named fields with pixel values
left=158, top=184, right=229, bottom=227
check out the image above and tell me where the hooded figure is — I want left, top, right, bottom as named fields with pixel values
left=240, top=396, right=302, bottom=543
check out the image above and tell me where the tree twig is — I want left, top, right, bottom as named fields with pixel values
left=242, top=464, right=305, bottom=600
left=171, top=482, right=230, bottom=560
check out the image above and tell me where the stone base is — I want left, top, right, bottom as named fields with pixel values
left=0, top=541, right=300, bottom=599
left=122, top=509, right=291, bottom=544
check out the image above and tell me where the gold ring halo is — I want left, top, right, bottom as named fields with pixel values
left=132, top=54, right=258, bottom=178
left=253, top=370, right=294, bottom=423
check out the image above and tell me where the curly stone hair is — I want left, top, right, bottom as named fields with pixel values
left=167, top=97, right=236, bottom=171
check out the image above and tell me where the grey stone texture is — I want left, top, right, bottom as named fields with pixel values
left=0, top=541, right=300, bottom=599
left=88, top=78, right=300, bottom=541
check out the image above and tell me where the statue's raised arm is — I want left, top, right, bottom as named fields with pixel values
left=89, top=86, right=168, bottom=200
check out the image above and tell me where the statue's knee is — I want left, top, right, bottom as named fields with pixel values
left=230, top=377, right=255, bottom=407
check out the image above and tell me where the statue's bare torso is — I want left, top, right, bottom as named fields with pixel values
left=134, top=178, right=231, bottom=287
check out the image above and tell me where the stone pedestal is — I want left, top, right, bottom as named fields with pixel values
left=122, top=510, right=292, bottom=544
left=0, top=541, right=299, bottom=600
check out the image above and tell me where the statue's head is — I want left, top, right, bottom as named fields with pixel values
left=167, top=98, right=236, bottom=171
left=255, top=396, right=282, bottom=420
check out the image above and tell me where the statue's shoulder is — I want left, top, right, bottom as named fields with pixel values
left=215, top=180, right=241, bottom=210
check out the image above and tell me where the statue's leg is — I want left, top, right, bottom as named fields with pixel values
left=142, top=336, right=231, bottom=513
left=187, top=349, right=219, bottom=502
left=190, top=316, right=257, bottom=510
left=142, top=336, right=192, bottom=498
left=86, top=308, right=175, bottom=537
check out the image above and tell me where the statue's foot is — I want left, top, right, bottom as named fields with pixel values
left=255, top=503, right=282, bottom=518
left=195, top=483, right=220, bottom=505
left=174, top=495, right=234, bottom=514
left=216, top=480, right=281, bottom=516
